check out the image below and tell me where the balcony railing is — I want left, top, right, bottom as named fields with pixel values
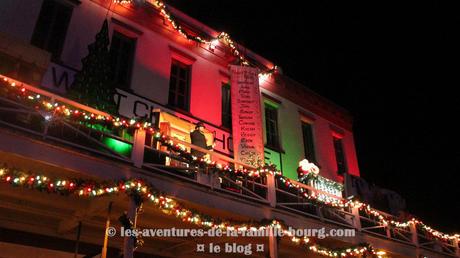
left=0, top=74, right=459, bottom=257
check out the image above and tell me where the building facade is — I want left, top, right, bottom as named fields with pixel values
left=0, top=0, right=458, bottom=258
left=0, top=0, right=361, bottom=182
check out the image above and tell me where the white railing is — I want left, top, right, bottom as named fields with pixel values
left=0, top=74, right=459, bottom=257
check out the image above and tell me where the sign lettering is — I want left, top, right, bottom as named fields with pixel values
left=230, top=65, right=264, bottom=167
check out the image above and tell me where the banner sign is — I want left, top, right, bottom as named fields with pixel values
left=229, top=65, right=265, bottom=167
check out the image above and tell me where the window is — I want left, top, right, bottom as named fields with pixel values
left=333, top=136, right=346, bottom=174
left=302, top=122, right=316, bottom=162
left=221, top=83, right=232, bottom=129
left=265, top=104, right=280, bottom=149
left=31, top=0, right=73, bottom=60
left=110, top=31, right=136, bottom=89
left=168, top=60, right=191, bottom=111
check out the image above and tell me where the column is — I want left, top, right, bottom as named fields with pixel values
left=131, top=129, right=146, bottom=168
left=268, top=227, right=278, bottom=258
left=123, top=198, right=137, bottom=258
left=266, top=173, right=277, bottom=207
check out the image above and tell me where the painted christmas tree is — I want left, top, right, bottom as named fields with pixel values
left=68, top=19, right=116, bottom=114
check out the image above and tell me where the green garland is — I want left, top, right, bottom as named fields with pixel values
left=299, top=173, right=344, bottom=192
left=0, top=165, right=380, bottom=257
left=1, top=74, right=458, bottom=245
left=0, top=76, right=279, bottom=179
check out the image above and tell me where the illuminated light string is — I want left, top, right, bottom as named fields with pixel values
left=258, top=65, right=279, bottom=81
left=113, top=0, right=278, bottom=76
left=0, top=165, right=383, bottom=258
left=283, top=167, right=460, bottom=242
left=0, top=76, right=279, bottom=179
left=1, top=76, right=459, bottom=244
left=113, top=0, right=132, bottom=4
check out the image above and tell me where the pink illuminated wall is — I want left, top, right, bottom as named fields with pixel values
left=0, top=0, right=361, bottom=181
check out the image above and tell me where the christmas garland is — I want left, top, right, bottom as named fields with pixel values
left=114, top=0, right=279, bottom=76
left=279, top=173, right=460, bottom=242
left=1, top=75, right=459, bottom=245
left=0, top=165, right=381, bottom=257
left=299, top=172, right=344, bottom=192
left=0, top=76, right=279, bottom=179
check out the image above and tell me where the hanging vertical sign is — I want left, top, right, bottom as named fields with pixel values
left=230, top=65, right=265, bottom=167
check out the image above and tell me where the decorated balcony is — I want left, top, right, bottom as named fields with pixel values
left=0, top=73, right=459, bottom=258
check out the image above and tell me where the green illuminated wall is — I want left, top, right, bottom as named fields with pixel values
left=103, top=136, right=133, bottom=156
left=262, top=97, right=304, bottom=180
left=260, top=88, right=361, bottom=182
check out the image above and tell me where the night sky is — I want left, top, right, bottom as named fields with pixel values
left=167, top=0, right=459, bottom=232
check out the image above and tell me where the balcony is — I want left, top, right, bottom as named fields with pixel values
left=0, top=73, right=458, bottom=258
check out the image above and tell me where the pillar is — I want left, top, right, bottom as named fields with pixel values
left=131, top=129, right=146, bottom=168
left=268, top=227, right=278, bottom=258
left=409, top=222, right=419, bottom=246
left=351, top=206, right=361, bottom=231
left=266, top=173, right=277, bottom=207
left=123, top=198, right=137, bottom=258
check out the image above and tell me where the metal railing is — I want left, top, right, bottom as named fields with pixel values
left=0, top=74, right=459, bottom=257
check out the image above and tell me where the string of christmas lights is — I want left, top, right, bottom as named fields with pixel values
left=1, top=74, right=458, bottom=244
left=0, top=165, right=383, bottom=257
left=114, top=0, right=279, bottom=75
left=113, top=0, right=132, bottom=4
left=0, top=76, right=279, bottom=178
left=298, top=173, right=344, bottom=192
left=282, top=166, right=460, bottom=243
left=152, top=130, right=280, bottom=178
left=151, top=0, right=252, bottom=66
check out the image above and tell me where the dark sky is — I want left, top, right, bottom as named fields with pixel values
left=166, top=0, right=460, bottom=232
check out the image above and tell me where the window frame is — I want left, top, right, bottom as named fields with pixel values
left=31, top=0, right=74, bottom=61
left=332, top=134, right=347, bottom=174
left=109, top=30, right=137, bottom=90
left=264, top=103, right=281, bottom=150
left=301, top=121, right=317, bottom=163
left=221, top=82, right=232, bottom=129
left=168, top=59, right=191, bottom=111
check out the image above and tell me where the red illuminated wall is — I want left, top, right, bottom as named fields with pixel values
left=0, top=0, right=361, bottom=180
